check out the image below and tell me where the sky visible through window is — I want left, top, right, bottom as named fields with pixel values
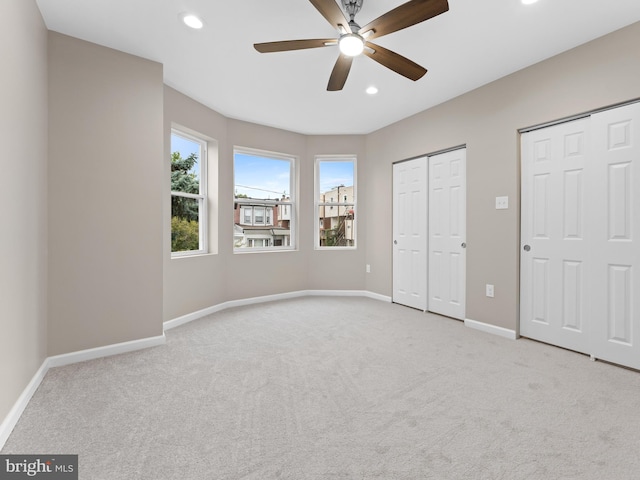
left=172, top=134, right=200, bottom=178
left=171, top=139, right=355, bottom=199
left=233, top=154, right=354, bottom=199
left=234, top=153, right=291, bottom=199
left=319, top=160, right=354, bottom=194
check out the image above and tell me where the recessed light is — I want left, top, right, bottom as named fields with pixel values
left=366, top=86, right=378, bottom=95
left=521, top=0, right=539, bottom=4
left=181, top=13, right=203, bottom=29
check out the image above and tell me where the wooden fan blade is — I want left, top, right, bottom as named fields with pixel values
left=309, top=0, right=351, bottom=32
left=327, top=55, right=353, bottom=91
left=254, top=39, right=337, bottom=53
left=358, top=0, right=449, bottom=40
left=364, top=42, right=427, bottom=81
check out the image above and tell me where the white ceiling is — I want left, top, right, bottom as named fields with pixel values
left=36, top=0, right=640, bottom=135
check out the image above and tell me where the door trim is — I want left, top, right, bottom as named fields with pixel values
left=519, top=98, right=640, bottom=133
left=392, top=145, right=467, bottom=167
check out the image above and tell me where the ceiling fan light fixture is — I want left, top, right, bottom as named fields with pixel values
left=339, top=33, right=364, bottom=57
left=521, top=0, right=539, bottom=4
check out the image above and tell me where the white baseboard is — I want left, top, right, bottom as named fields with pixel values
left=465, top=318, right=517, bottom=340
left=0, top=333, right=166, bottom=450
left=0, top=361, right=49, bottom=450
left=305, top=289, right=392, bottom=303
left=163, top=291, right=306, bottom=331
left=164, top=290, right=392, bottom=331
left=47, top=334, right=166, bottom=368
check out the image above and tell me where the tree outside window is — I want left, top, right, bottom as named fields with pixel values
left=171, top=130, right=207, bottom=255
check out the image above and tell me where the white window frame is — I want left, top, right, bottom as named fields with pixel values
left=171, top=128, right=208, bottom=257
left=234, top=147, right=297, bottom=253
left=315, top=155, right=357, bottom=250
left=242, top=206, right=252, bottom=225
left=254, top=206, right=265, bottom=225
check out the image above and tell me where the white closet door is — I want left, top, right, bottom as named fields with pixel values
left=428, top=149, right=466, bottom=320
left=521, top=102, right=640, bottom=370
left=393, top=158, right=428, bottom=310
left=520, top=119, right=591, bottom=354
left=590, top=103, right=640, bottom=369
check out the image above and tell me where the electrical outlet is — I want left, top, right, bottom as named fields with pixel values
left=366, top=264, right=371, bottom=273
left=486, top=284, right=495, bottom=298
left=495, top=196, right=509, bottom=210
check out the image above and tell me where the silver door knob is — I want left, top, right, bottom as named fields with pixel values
left=394, top=240, right=398, bottom=245
left=461, top=242, right=466, bottom=248
left=523, top=244, right=531, bottom=252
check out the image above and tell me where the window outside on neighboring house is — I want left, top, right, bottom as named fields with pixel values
left=316, top=156, right=356, bottom=248
left=234, top=148, right=296, bottom=251
left=171, top=129, right=208, bottom=256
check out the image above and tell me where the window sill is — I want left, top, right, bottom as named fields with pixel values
left=233, top=248, right=297, bottom=255
left=171, top=252, right=217, bottom=260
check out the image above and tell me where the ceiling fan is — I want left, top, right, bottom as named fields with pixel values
left=254, top=0, right=449, bottom=91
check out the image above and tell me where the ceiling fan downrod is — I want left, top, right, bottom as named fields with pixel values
left=341, top=0, right=363, bottom=31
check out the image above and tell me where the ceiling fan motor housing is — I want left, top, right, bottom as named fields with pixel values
left=342, top=0, right=364, bottom=19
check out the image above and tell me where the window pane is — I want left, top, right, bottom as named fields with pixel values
left=171, top=129, right=208, bottom=256
left=255, top=207, right=265, bottom=224
left=318, top=159, right=356, bottom=248
left=235, top=153, right=290, bottom=200
left=319, top=205, right=355, bottom=246
left=242, top=206, right=252, bottom=225
left=319, top=161, right=354, bottom=198
left=171, top=196, right=200, bottom=252
left=171, top=134, right=201, bottom=194
left=234, top=151, right=294, bottom=251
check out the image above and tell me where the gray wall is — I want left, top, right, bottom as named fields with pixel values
left=163, top=87, right=228, bottom=320
left=47, top=33, right=164, bottom=355
left=365, top=22, right=640, bottom=331
left=3, top=0, right=639, bottom=434
left=163, top=87, right=366, bottom=320
left=0, top=0, right=48, bottom=426
left=305, top=135, right=367, bottom=292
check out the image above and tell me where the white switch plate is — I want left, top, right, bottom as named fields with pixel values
left=496, top=196, right=509, bottom=209
left=486, top=284, right=494, bottom=297
left=366, top=264, right=371, bottom=273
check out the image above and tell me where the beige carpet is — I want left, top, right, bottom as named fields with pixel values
left=3, top=296, right=640, bottom=479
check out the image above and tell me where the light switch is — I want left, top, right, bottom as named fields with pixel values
left=495, top=196, right=509, bottom=210
left=486, top=284, right=495, bottom=298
